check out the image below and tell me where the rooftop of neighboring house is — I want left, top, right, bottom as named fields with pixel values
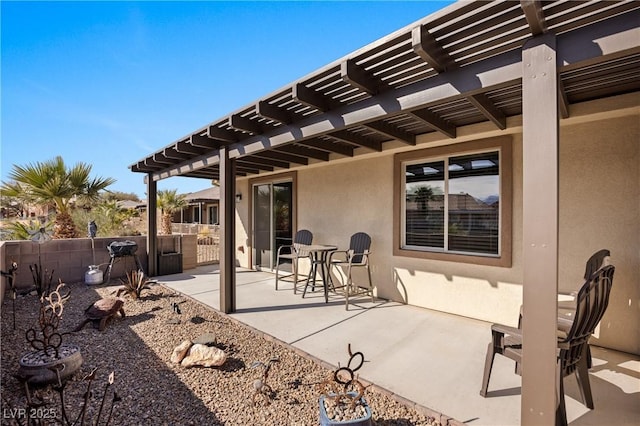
left=182, top=186, right=220, bottom=203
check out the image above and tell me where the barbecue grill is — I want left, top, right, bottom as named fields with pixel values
left=107, top=241, right=138, bottom=257
left=105, top=240, right=143, bottom=283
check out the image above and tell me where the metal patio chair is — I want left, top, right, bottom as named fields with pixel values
left=480, top=265, right=615, bottom=426
left=275, top=229, right=313, bottom=293
left=328, top=232, right=374, bottom=310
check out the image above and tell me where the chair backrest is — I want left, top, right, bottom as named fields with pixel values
left=583, top=249, right=611, bottom=280
left=293, top=229, right=313, bottom=245
left=560, top=265, right=615, bottom=374
left=348, top=232, right=371, bottom=264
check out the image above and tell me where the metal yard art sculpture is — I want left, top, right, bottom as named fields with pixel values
left=251, top=358, right=279, bottom=406
left=17, top=282, right=82, bottom=386
left=1, top=260, right=19, bottom=329
left=318, top=344, right=372, bottom=425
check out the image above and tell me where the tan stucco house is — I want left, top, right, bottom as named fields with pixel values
left=130, top=2, right=639, bottom=423
left=175, top=186, right=220, bottom=225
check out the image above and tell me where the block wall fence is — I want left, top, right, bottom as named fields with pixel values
left=0, top=235, right=198, bottom=302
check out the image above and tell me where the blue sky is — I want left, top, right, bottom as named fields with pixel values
left=1, top=1, right=452, bottom=199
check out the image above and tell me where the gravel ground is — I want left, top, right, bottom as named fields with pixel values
left=1, top=281, right=446, bottom=425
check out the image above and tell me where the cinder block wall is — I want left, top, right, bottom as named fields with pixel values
left=0, top=236, right=148, bottom=292
left=181, top=234, right=197, bottom=270
left=156, top=234, right=197, bottom=272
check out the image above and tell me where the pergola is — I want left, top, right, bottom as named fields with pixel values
left=131, top=1, right=639, bottom=424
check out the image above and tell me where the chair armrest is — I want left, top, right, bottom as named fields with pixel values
left=276, top=244, right=294, bottom=256
left=328, top=250, right=349, bottom=263
left=348, top=249, right=372, bottom=266
left=491, top=323, right=522, bottom=338
left=556, top=317, right=573, bottom=340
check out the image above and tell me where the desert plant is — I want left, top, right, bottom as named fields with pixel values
left=157, top=189, right=187, bottom=235
left=2, top=218, right=53, bottom=240
left=0, top=156, right=115, bottom=238
left=116, top=269, right=150, bottom=300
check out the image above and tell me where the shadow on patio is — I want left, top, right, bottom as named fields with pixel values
left=158, top=265, right=640, bottom=426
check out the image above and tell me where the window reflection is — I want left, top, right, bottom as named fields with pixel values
left=404, top=151, right=499, bottom=256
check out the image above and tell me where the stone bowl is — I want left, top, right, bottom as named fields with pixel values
left=18, top=343, right=83, bottom=386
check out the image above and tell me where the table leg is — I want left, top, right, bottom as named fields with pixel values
left=320, top=252, right=329, bottom=303
left=302, top=253, right=318, bottom=298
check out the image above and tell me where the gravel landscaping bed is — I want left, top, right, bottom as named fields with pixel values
left=1, top=281, right=448, bottom=425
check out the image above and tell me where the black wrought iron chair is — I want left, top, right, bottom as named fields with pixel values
left=274, top=229, right=313, bottom=293
left=328, top=232, right=374, bottom=310
left=480, top=265, right=615, bottom=426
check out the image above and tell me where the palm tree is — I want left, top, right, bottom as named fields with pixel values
left=157, top=189, right=187, bottom=235
left=413, top=185, right=434, bottom=216
left=0, top=156, right=115, bottom=238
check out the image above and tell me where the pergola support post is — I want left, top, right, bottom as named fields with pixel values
left=521, top=34, right=559, bottom=425
left=219, top=146, right=236, bottom=313
left=146, top=175, right=158, bottom=277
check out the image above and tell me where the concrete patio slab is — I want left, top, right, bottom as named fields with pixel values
left=157, top=265, right=640, bottom=425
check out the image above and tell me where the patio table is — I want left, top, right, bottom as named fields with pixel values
left=301, top=244, right=338, bottom=303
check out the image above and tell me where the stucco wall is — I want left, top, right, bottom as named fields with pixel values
left=234, top=106, right=639, bottom=355
left=236, top=179, right=251, bottom=268
left=295, top=148, right=526, bottom=326
left=558, top=115, right=639, bottom=354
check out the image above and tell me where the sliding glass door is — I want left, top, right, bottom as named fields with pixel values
left=252, top=181, right=293, bottom=270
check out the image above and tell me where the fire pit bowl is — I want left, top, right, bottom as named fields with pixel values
left=18, top=343, right=83, bottom=386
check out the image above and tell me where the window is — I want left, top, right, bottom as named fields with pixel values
left=209, top=206, right=219, bottom=225
left=394, top=137, right=511, bottom=266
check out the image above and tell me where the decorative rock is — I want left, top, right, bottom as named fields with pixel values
left=171, top=340, right=193, bottom=364
left=193, top=332, right=216, bottom=346
left=181, top=343, right=226, bottom=367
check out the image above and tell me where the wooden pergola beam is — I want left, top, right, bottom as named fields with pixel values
left=229, top=114, right=262, bottom=135
left=278, top=144, right=330, bottom=162
left=190, top=134, right=218, bottom=149
left=163, top=147, right=191, bottom=160
left=329, top=130, right=382, bottom=152
left=132, top=162, right=157, bottom=172
left=175, top=140, right=207, bottom=155
left=409, top=108, right=456, bottom=138
left=151, top=155, right=172, bottom=165
left=521, top=0, right=547, bottom=36
left=411, top=25, right=454, bottom=73
left=558, top=79, right=570, bottom=119
left=256, top=100, right=292, bottom=124
left=207, top=125, right=237, bottom=143
left=252, top=150, right=309, bottom=165
left=302, top=138, right=354, bottom=157
left=340, top=59, right=383, bottom=95
left=239, top=155, right=289, bottom=169
left=143, top=14, right=635, bottom=181
left=363, top=121, right=416, bottom=145
left=467, top=93, right=507, bottom=130
left=234, top=163, right=263, bottom=174
left=293, top=83, right=333, bottom=112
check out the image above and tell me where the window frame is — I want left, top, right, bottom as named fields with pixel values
left=393, top=137, right=512, bottom=267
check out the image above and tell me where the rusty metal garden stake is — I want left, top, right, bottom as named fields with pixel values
left=1, top=261, right=18, bottom=329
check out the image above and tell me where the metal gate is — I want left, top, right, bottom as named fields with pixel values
left=171, top=224, right=220, bottom=265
